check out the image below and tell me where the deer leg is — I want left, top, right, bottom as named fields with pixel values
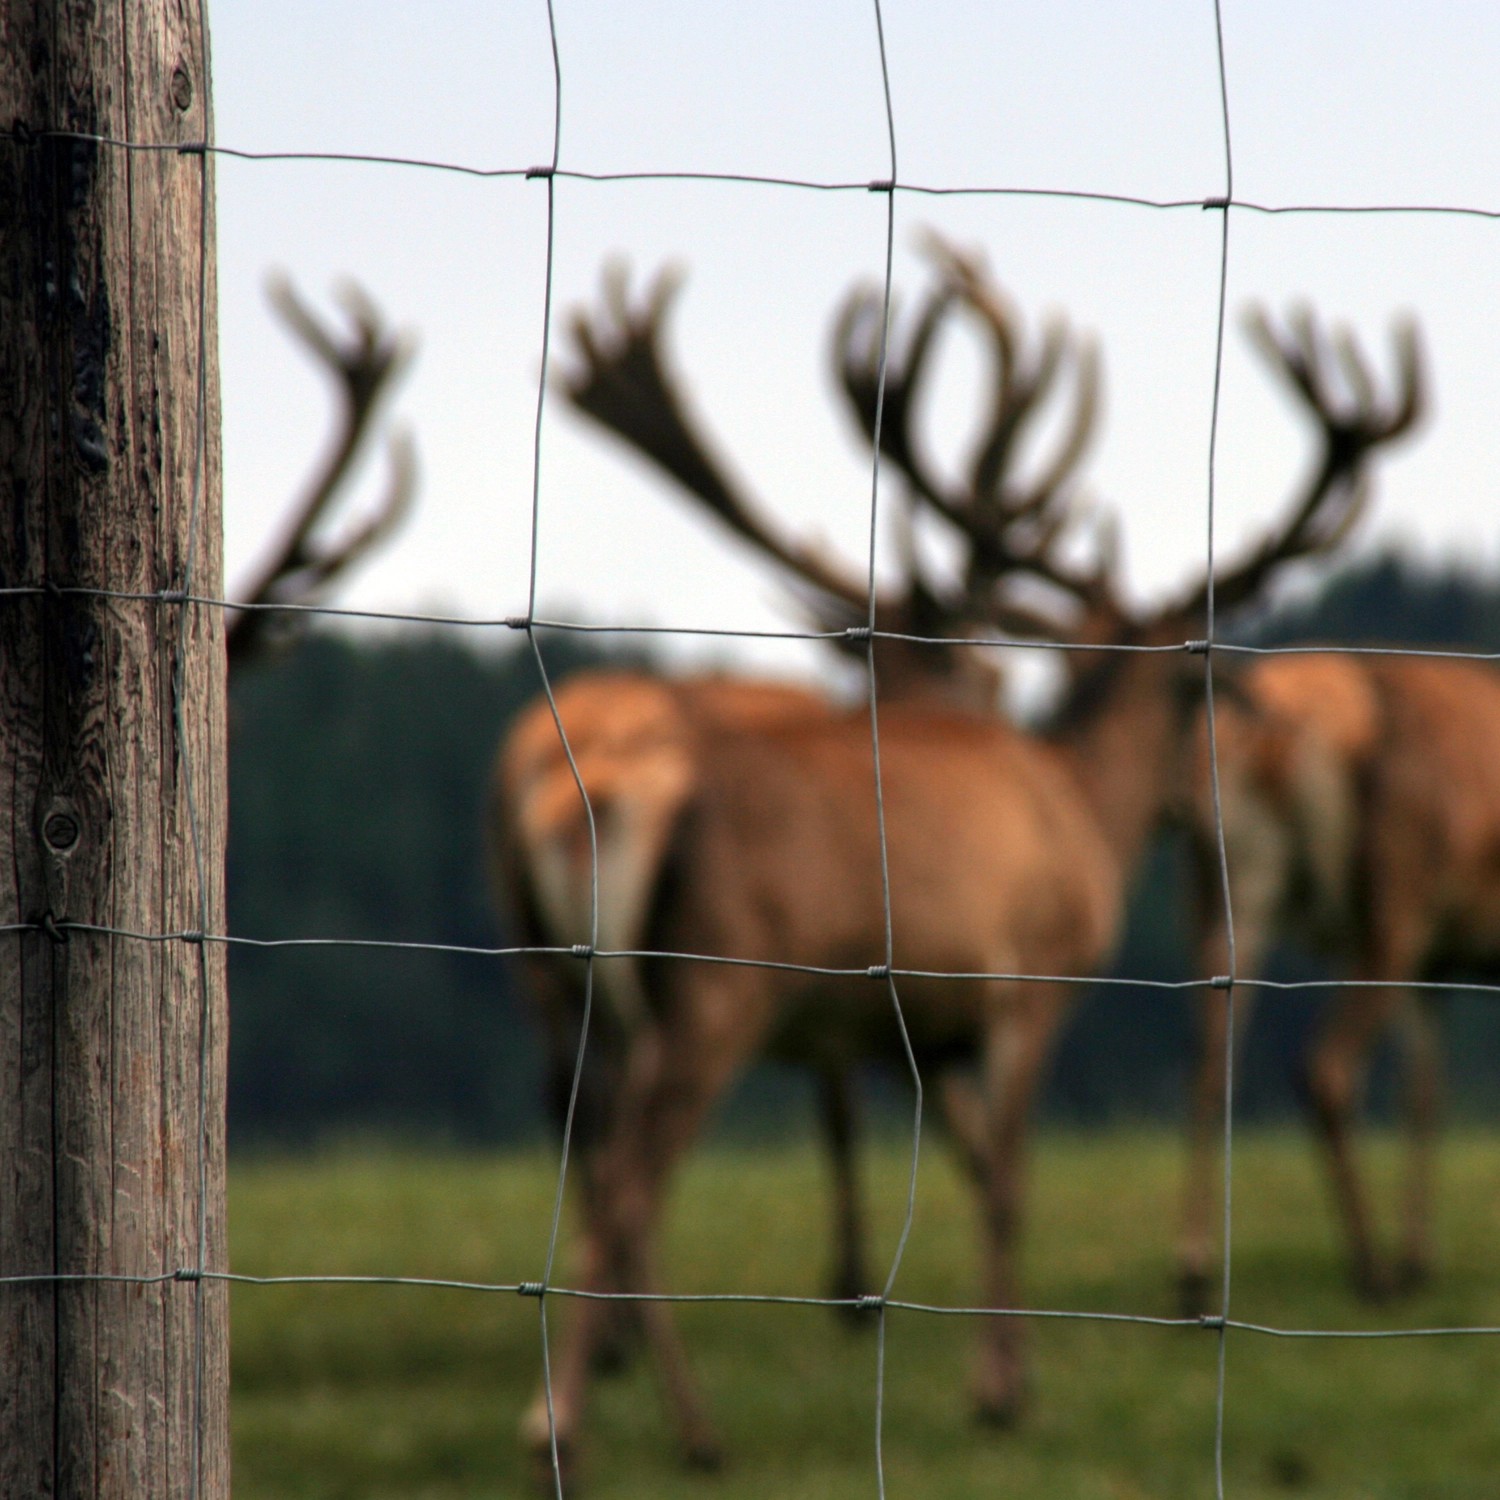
left=1302, top=982, right=1409, bottom=1299
left=542, top=989, right=642, bottom=1376
left=572, top=1143, right=645, bottom=1377
left=596, top=973, right=773, bottom=1471
left=1394, top=992, right=1443, bottom=1291
left=518, top=1227, right=620, bottom=1488
left=1177, top=812, right=1280, bottom=1317
left=815, top=1065, right=875, bottom=1319
left=935, top=1068, right=988, bottom=1184
left=518, top=1021, right=659, bottom=1482
left=970, top=988, right=1067, bottom=1428
left=1177, top=983, right=1256, bottom=1317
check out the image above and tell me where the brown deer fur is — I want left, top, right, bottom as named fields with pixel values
left=1178, top=652, right=1500, bottom=1308
left=491, top=633, right=1205, bottom=1470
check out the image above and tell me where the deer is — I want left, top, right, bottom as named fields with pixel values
left=226, top=276, right=417, bottom=668
left=495, top=246, right=1082, bottom=1340
left=489, top=241, right=1421, bottom=1476
left=1172, top=592, right=1500, bottom=1319
left=1168, top=312, right=1445, bottom=1316
left=496, top=242, right=1103, bottom=1375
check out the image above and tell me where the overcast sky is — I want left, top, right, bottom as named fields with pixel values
left=210, top=1, right=1500, bottom=685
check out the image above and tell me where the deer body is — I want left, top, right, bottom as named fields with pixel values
left=1180, top=650, right=1500, bottom=1305
left=495, top=641, right=1192, bottom=1470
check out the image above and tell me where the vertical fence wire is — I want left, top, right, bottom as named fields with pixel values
left=11, top=3, right=1500, bottom=1494
left=508, top=5, right=599, bottom=1494
left=856, top=7, right=927, bottom=1495
left=1200, top=3, right=1239, bottom=1496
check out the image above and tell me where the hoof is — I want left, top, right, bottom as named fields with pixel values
left=972, top=1394, right=1025, bottom=1431
left=1394, top=1255, right=1434, bottom=1296
left=1352, top=1261, right=1397, bottom=1304
left=592, top=1305, right=645, bottom=1376
left=526, top=1435, right=578, bottom=1495
left=590, top=1327, right=639, bottom=1377
left=1176, top=1269, right=1215, bottom=1321
left=970, top=1372, right=1029, bottom=1431
left=591, top=1342, right=631, bottom=1377
left=684, top=1437, right=726, bottom=1474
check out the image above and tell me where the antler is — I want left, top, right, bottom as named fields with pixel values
left=226, top=277, right=418, bottom=668
left=563, top=260, right=973, bottom=660
left=1172, top=306, right=1426, bottom=626
left=563, top=262, right=883, bottom=620
left=562, top=248, right=1113, bottom=699
left=830, top=272, right=954, bottom=514
left=563, top=243, right=1425, bottom=681
left=831, top=235, right=1107, bottom=633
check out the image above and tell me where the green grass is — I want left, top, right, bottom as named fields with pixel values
left=230, top=1130, right=1500, bottom=1498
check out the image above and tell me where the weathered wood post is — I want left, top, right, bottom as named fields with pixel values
left=1, top=4, right=230, bottom=1496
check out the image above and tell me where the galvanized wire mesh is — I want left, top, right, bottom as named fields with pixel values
left=6, top=2, right=1500, bottom=1494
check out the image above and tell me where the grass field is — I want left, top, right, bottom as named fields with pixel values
left=230, top=1130, right=1500, bottom=1498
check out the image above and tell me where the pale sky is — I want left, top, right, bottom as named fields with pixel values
left=211, top=1, right=1500, bottom=685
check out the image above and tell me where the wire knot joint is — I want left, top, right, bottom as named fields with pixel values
left=1210, top=974, right=1233, bottom=991
left=866, top=964, right=891, bottom=981
left=518, top=1281, right=546, bottom=1298
left=173, top=1266, right=203, bottom=1283
left=570, top=943, right=594, bottom=960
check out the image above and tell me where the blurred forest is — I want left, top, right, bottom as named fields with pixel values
left=227, top=551, right=1500, bottom=1149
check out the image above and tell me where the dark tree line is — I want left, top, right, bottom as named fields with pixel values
left=226, top=551, right=1500, bottom=1149
left=227, top=630, right=615, bottom=1145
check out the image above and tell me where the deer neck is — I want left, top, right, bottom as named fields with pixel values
left=1046, top=642, right=1190, bottom=873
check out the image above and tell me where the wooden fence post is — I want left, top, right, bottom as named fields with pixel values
left=1, top=3, right=229, bottom=1495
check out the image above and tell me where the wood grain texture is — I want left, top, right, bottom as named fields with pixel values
left=1, top=3, right=228, bottom=1495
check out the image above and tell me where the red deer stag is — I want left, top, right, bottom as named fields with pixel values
left=227, top=276, right=417, bottom=666
left=1173, top=567, right=1500, bottom=1327
left=499, top=243, right=1104, bottom=1331
left=1173, top=311, right=1436, bottom=1314
left=490, top=246, right=1418, bottom=1475
left=498, top=241, right=1103, bottom=1365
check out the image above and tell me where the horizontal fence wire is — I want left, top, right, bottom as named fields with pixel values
left=7, top=1261, right=1500, bottom=1336
left=7, top=9, right=1500, bottom=1495
left=5, top=1265, right=1500, bottom=1343
left=9, top=920, right=1500, bottom=999
left=8, top=125, right=1500, bottom=220
left=6, top=910, right=1500, bottom=999
left=9, top=584, right=1500, bottom=665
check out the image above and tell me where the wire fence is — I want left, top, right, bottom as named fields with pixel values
left=8, top=1, right=1500, bottom=1496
